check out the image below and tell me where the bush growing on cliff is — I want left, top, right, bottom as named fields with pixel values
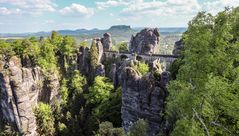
left=34, top=103, right=55, bottom=136
left=118, top=42, right=128, bottom=52
left=130, top=61, right=149, bottom=75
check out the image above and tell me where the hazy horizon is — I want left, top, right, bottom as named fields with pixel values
left=0, top=25, right=187, bottom=34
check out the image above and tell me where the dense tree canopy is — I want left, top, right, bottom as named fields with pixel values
left=166, top=7, right=239, bottom=136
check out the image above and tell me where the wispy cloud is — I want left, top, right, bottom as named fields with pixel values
left=0, top=7, right=21, bottom=15
left=96, top=0, right=143, bottom=10
left=202, top=0, right=239, bottom=15
left=0, top=0, right=56, bottom=15
left=59, top=3, right=94, bottom=17
left=120, top=0, right=201, bottom=17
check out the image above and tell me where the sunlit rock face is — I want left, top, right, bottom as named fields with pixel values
left=0, top=56, right=60, bottom=136
left=130, top=28, right=160, bottom=54
left=121, top=61, right=170, bottom=136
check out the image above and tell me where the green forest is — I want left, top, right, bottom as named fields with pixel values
left=0, top=7, right=239, bottom=136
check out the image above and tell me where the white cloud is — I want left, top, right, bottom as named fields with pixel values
left=96, top=0, right=143, bottom=10
left=0, top=7, right=21, bottom=15
left=202, top=0, right=239, bottom=15
left=60, top=3, right=94, bottom=17
left=109, top=13, right=114, bottom=16
left=120, top=0, right=200, bottom=17
left=0, top=0, right=56, bottom=15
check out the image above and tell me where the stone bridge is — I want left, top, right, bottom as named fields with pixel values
left=104, top=51, right=179, bottom=67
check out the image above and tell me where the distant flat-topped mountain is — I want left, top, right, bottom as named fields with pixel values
left=109, top=25, right=131, bottom=31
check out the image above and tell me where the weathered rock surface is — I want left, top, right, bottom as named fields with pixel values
left=172, top=39, right=184, bottom=55
left=0, top=56, right=60, bottom=135
left=121, top=61, right=170, bottom=136
left=101, top=33, right=112, bottom=51
left=130, top=28, right=160, bottom=54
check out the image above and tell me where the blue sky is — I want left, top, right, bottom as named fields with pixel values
left=0, top=0, right=238, bottom=33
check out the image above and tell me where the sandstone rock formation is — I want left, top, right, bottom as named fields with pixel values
left=121, top=61, right=170, bottom=136
left=0, top=56, right=60, bottom=135
left=101, top=33, right=112, bottom=51
left=130, top=28, right=160, bottom=54
left=172, top=39, right=184, bottom=55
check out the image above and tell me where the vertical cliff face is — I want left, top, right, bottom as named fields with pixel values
left=121, top=62, right=170, bottom=136
left=0, top=56, right=60, bottom=135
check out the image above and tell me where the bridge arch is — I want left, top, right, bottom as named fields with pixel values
left=120, top=54, right=128, bottom=60
left=136, top=55, right=143, bottom=61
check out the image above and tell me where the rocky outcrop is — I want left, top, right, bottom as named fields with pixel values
left=0, top=56, right=60, bottom=135
left=130, top=28, right=160, bottom=54
left=121, top=61, right=170, bottom=136
left=172, top=39, right=184, bottom=55
left=101, top=33, right=112, bottom=51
